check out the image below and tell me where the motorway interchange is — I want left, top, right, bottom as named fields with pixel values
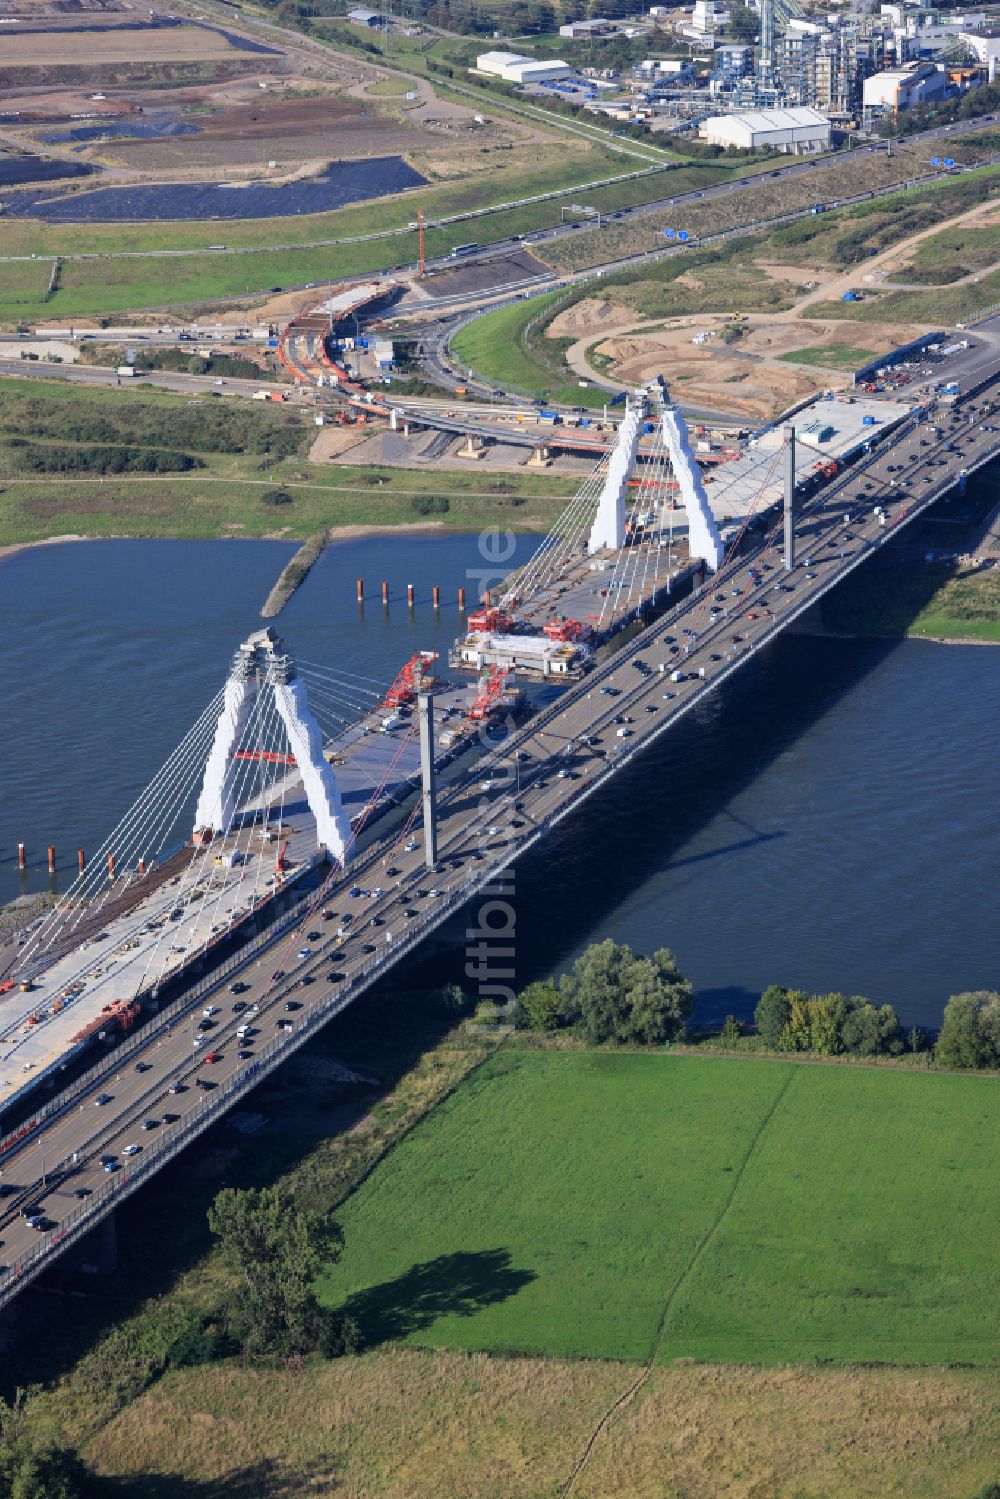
left=1, top=368, right=998, bottom=1300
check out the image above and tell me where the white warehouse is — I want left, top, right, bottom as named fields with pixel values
left=474, top=50, right=573, bottom=83
left=699, top=106, right=831, bottom=152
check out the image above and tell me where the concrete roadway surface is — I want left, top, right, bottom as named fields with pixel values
left=0, top=358, right=306, bottom=406
left=1, top=382, right=998, bottom=1291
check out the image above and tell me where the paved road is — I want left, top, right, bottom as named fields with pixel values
left=2, top=371, right=997, bottom=1302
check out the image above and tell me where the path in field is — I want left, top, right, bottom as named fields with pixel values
left=561, top=1067, right=800, bottom=1496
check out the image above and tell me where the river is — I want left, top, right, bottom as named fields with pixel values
left=2, top=537, right=998, bottom=1031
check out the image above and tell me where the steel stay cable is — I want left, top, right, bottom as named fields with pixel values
left=19, top=688, right=227, bottom=965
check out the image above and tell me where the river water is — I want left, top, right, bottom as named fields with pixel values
left=2, top=537, right=998, bottom=1031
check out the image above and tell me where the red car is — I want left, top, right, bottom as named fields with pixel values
left=203, top=1051, right=222, bottom=1064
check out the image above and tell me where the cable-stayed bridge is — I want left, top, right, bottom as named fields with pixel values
left=1, top=369, right=998, bottom=1308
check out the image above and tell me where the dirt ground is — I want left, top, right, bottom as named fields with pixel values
left=100, top=91, right=448, bottom=171
left=559, top=280, right=930, bottom=420
left=0, top=25, right=243, bottom=65
left=547, top=297, right=645, bottom=341
left=594, top=329, right=818, bottom=421
left=307, top=424, right=374, bottom=463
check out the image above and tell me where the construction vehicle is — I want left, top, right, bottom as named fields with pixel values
left=275, top=842, right=290, bottom=878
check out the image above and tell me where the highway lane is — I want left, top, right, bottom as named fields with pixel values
left=1, top=380, right=998, bottom=1295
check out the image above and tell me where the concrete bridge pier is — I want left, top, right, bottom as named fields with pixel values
left=418, top=692, right=438, bottom=870
left=784, top=425, right=796, bottom=572
left=528, top=445, right=551, bottom=467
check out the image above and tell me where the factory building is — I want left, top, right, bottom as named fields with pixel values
left=862, top=61, right=949, bottom=112
left=474, top=50, right=573, bottom=84
left=779, top=19, right=877, bottom=113
left=559, top=18, right=619, bottom=38
left=960, top=27, right=1000, bottom=71
left=699, top=105, right=831, bottom=152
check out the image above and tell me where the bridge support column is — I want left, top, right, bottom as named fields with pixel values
left=783, top=424, right=796, bottom=573
left=418, top=692, right=438, bottom=870
left=528, top=445, right=551, bottom=467
left=460, top=434, right=484, bottom=460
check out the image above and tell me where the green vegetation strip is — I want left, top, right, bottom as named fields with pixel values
left=319, top=1050, right=1000, bottom=1365
left=451, top=291, right=611, bottom=407
left=260, top=528, right=329, bottom=618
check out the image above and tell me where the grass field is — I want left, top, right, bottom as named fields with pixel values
left=318, top=1050, right=1000, bottom=1366
left=779, top=344, right=879, bottom=371
left=451, top=291, right=611, bottom=407
left=0, top=377, right=575, bottom=544
left=81, top=1353, right=1000, bottom=1499
left=809, top=268, right=1000, bottom=324
left=899, top=220, right=1000, bottom=283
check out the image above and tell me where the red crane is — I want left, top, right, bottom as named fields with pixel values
left=468, top=665, right=514, bottom=721
left=380, top=650, right=439, bottom=710
left=467, top=606, right=513, bottom=634
left=542, top=616, right=591, bottom=643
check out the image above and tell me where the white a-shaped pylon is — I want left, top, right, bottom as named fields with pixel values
left=194, top=628, right=351, bottom=865
left=654, top=378, right=725, bottom=573
left=588, top=396, right=644, bottom=553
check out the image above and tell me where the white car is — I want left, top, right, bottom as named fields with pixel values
left=122, top=1144, right=142, bottom=1158
left=404, top=840, right=418, bottom=853
left=203, top=1005, right=219, bottom=1018
left=480, top=779, right=495, bottom=791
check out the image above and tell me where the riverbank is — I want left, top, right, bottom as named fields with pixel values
left=819, top=555, right=1000, bottom=645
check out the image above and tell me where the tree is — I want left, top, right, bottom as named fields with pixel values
left=0, top=1390, right=89, bottom=1499
left=837, top=995, right=900, bottom=1056
left=936, top=991, right=1000, bottom=1070
left=780, top=991, right=814, bottom=1052
left=719, top=1014, right=742, bottom=1046
left=808, top=992, right=850, bottom=1056
left=728, top=3, right=758, bottom=42
left=208, top=1186, right=345, bottom=1357
left=560, top=940, right=692, bottom=1045
left=755, top=984, right=791, bottom=1047
left=514, top=979, right=563, bottom=1031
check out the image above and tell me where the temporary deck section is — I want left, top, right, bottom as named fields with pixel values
left=704, top=394, right=912, bottom=519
